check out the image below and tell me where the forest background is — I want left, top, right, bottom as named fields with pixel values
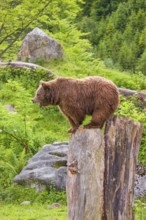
left=0, top=0, right=146, bottom=219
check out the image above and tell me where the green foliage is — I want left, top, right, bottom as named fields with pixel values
left=0, top=80, right=46, bottom=154
left=0, top=148, right=26, bottom=189
left=0, top=67, right=69, bottom=192
left=117, top=95, right=145, bottom=122
left=0, top=67, right=53, bottom=91
left=117, top=95, right=146, bottom=164
left=0, top=0, right=82, bottom=59
left=0, top=203, right=67, bottom=220
left=0, top=185, right=66, bottom=205
left=134, top=197, right=146, bottom=220
left=138, top=50, right=146, bottom=75
left=78, top=0, right=146, bottom=74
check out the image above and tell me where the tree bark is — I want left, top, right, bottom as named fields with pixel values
left=67, top=128, right=105, bottom=220
left=67, top=116, right=143, bottom=220
left=103, top=116, right=143, bottom=220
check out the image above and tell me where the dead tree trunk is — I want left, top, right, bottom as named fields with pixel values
left=67, top=116, right=143, bottom=220
left=0, top=61, right=52, bottom=74
left=103, top=116, right=143, bottom=220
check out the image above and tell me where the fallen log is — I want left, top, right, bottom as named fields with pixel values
left=0, top=61, right=52, bottom=74
left=119, top=88, right=146, bottom=108
left=119, top=88, right=146, bottom=98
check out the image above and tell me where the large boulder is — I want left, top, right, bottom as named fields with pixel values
left=18, top=27, right=63, bottom=62
left=14, top=142, right=68, bottom=192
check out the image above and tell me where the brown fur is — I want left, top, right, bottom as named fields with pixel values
left=32, top=76, right=119, bottom=133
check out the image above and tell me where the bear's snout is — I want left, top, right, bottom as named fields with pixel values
left=32, top=98, right=36, bottom=103
left=32, top=98, right=42, bottom=107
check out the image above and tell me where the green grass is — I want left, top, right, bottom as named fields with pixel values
left=0, top=199, right=145, bottom=220
left=134, top=196, right=146, bottom=220
left=0, top=204, right=67, bottom=220
left=134, top=198, right=146, bottom=220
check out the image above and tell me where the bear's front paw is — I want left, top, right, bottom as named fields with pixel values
left=84, top=123, right=100, bottom=129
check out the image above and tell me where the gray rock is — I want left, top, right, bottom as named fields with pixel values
left=5, top=104, right=17, bottom=113
left=18, top=27, right=63, bottom=62
left=134, top=174, right=146, bottom=197
left=14, top=142, right=69, bottom=192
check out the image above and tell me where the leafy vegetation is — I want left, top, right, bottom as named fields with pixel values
left=0, top=185, right=66, bottom=205
left=0, top=0, right=146, bottom=218
left=0, top=0, right=82, bottom=59
left=78, top=0, right=146, bottom=74
left=134, top=197, right=146, bottom=220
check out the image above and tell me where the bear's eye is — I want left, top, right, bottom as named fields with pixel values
left=37, top=93, right=40, bottom=97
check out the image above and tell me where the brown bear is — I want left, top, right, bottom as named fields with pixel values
left=32, top=76, right=119, bottom=133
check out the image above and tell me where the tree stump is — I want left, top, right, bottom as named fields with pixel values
left=67, top=129, right=105, bottom=220
left=67, top=116, right=143, bottom=220
left=103, top=116, right=143, bottom=220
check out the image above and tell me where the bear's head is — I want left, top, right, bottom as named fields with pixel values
left=32, top=81, right=50, bottom=107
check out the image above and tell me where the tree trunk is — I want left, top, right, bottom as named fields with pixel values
left=67, top=129, right=105, bottom=220
left=103, top=116, right=143, bottom=220
left=67, top=116, right=143, bottom=220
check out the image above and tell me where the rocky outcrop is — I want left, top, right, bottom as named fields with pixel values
left=14, top=141, right=146, bottom=197
left=18, top=27, right=63, bottom=62
left=14, top=142, right=68, bottom=192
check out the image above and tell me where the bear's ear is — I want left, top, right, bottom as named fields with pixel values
left=39, top=80, right=43, bottom=85
left=40, top=81, right=48, bottom=89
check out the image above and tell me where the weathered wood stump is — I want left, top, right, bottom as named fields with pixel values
left=103, top=116, right=143, bottom=220
left=67, top=129, right=105, bottom=220
left=67, top=116, right=143, bottom=220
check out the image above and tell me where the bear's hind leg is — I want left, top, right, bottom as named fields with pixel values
left=84, top=110, right=107, bottom=129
